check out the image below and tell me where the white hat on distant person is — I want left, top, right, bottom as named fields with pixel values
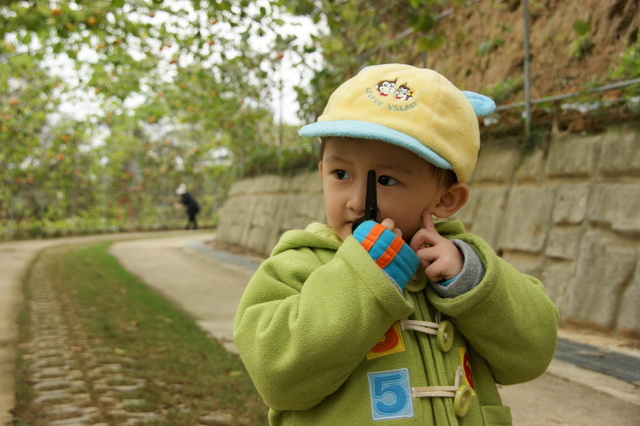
left=176, top=183, right=187, bottom=195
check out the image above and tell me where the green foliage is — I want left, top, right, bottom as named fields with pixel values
left=478, top=38, right=505, bottom=57
left=611, top=30, right=640, bottom=96
left=0, top=0, right=293, bottom=238
left=485, top=77, right=524, bottom=104
left=521, top=127, right=547, bottom=157
left=569, top=19, right=594, bottom=59
left=572, top=19, right=591, bottom=36
left=243, top=142, right=318, bottom=177
left=285, top=0, right=460, bottom=124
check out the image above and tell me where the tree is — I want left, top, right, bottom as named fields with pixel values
left=0, top=0, right=295, bottom=235
left=283, top=0, right=461, bottom=124
left=1, top=0, right=467, bottom=237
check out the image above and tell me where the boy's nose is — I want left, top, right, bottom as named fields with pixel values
left=346, top=181, right=367, bottom=213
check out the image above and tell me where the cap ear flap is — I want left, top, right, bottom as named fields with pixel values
left=462, top=91, right=496, bottom=116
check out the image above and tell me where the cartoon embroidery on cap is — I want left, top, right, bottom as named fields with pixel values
left=394, top=84, right=414, bottom=101
left=375, top=79, right=397, bottom=96
left=366, top=77, right=418, bottom=111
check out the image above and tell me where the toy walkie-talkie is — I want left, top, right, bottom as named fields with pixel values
left=351, top=169, right=378, bottom=232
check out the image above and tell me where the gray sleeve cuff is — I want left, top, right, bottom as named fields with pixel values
left=430, top=239, right=486, bottom=298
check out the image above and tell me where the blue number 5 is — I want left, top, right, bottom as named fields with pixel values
left=368, top=369, right=413, bottom=420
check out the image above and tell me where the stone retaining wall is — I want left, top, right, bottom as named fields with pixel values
left=217, top=123, right=640, bottom=338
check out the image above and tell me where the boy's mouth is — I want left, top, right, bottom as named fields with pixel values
left=348, top=217, right=363, bottom=225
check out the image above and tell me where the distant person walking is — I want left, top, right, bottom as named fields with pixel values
left=176, top=184, right=200, bottom=230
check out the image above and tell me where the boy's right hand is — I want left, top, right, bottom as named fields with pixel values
left=353, top=220, right=419, bottom=291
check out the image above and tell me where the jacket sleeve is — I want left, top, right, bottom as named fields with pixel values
left=233, top=235, right=414, bottom=411
left=427, top=233, right=559, bottom=385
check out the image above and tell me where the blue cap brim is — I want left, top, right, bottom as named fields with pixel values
left=299, top=120, right=452, bottom=170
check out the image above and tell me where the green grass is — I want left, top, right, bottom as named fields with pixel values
left=13, top=242, right=267, bottom=425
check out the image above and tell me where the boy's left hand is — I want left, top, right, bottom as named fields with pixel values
left=409, top=210, right=463, bottom=283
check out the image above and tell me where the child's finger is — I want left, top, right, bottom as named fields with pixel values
left=421, top=210, right=436, bottom=230
left=413, top=229, right=442, bottom=249
left=379, top=218, right=403, bottom=237
left=409, top=211, right=442, bottom=251
left=417, top=246, right=460, bottom=282
left=380, top=218, right=395, bottom=230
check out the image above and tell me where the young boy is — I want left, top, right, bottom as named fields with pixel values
left=233, top=64, right=558, bottom=425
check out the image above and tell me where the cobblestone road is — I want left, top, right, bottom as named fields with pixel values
left=15, top=247, right=237, bottom=426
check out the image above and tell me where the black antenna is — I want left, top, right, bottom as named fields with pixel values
left=352, top=169, right=378, bottom=232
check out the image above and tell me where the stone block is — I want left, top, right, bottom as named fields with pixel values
left=565, top=231, right=637, bottom=330
left=588, top=184, right=640, bottom=233
left=296, top=194, right=325, bottom=226
left=472, top=141, right=517, bottom=184
left=452, top=189, right=479, bottom=228
left=311, top=172, right=324, bottom=194
left=545, top=134, right=598, bottom=178
left=499, top=186, right=553, bottom=253
left=278, top=194, right=301, bottom=230
left=460, top=187, right=509, bottom=248
left=216, top=197, right=250, bottom=245
left=500, top=252, right=544, bottom=278
left=598, top=125, right=640, bottom=176
left=515, top=148, right=546, bottom=184
left=541, top=259, right=575, bottom=316
left=618, top=260, right=640, bottom=338
left=546, top=225, right=582, bottom=260
left=225, top=180, right=243, bottom=197
left=260, top=175, right=284, bottom=193
left=552, top=184, right=589, bottom=225
left=292, top=171, right=322, bottom=193
left=239, top=197, right=261, bottom=246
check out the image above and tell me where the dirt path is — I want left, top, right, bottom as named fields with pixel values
left=108, top=234, right=257, bottom=354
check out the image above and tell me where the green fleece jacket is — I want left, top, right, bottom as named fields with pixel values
left=233, top=221, right=559, bottom=425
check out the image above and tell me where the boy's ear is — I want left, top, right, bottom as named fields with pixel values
left=432, top=183, right=469, bottom=218
left=318, top=161, right=323, bottom=174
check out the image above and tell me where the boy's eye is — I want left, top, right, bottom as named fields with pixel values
left=334, top=169, right=351, bottom=180
left=378, top=175, right=397, bottom=186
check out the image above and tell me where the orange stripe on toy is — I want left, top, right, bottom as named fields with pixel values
left=375, top=236, right=404, bottom=268
left=361, top=223, right=385, bottom=251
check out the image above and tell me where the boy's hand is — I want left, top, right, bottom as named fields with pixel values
left=379, top=218, right=403, bottom=238
left=409, top=211, right=463, bottom=283
left=352, top=219, right=419, bottom=292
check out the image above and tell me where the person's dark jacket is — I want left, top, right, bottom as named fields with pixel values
left=180, top=192, right=200, bottom=215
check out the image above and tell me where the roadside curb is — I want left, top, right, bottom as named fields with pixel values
left=547, top=359, right=640, bottom=407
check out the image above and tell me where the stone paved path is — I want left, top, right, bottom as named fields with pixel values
left=10, top=233, right=245, bottom=426
left=0, top=233, right=175, bottom=426
left=17, top=243, right=239, bottom=425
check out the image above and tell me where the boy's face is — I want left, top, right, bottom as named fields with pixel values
left=320, top=137, right=449, bottom=242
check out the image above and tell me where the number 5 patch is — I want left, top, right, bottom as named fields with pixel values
left=367, top=368, right=414, bottom=421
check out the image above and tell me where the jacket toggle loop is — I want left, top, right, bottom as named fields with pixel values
left=400, top=312, right=455, bottom=352
left=411, top=366, right=475, bottom=417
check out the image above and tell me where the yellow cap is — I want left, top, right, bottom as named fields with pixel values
left=299, top=64, right=494, bottom=182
